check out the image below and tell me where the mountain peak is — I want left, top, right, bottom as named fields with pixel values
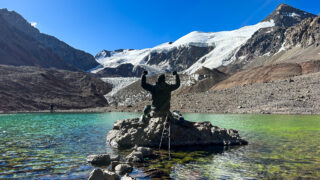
left=95, top=50, right=112, bottom=59
left=263, top=4, right=316, bottom=27
left=276, top=4, right=293, bottom=10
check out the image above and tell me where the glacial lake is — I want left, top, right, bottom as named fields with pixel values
left=0, top=112, right=319, bottom=179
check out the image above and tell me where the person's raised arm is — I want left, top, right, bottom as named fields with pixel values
left=141, top=71, right=153, bottom=92
left=169, top=71, right=180, bottom=91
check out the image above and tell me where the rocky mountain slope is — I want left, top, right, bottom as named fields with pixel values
left=92, top=4, right=315, bottom=77
left=174, top=67, right=229, bottom=95
left=213, top=60, right=320, bottom=90
left=0, top=15, right=75, bottom=70
left=0, top=65, right=112, bottom=112
left=0, top=8, right=99, bottom=71
left=226, top=5, right=318, bottom=73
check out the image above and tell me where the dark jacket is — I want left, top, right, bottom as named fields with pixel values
left=141, top=73, right=180, bottom=112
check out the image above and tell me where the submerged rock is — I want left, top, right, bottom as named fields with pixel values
left=134, top=147, right=152, bottom=157
left=88, top=169, right=104, bottom=180
left=88, top=168, right=120, bottom=180
left=115, top=164, right=133, bottom=175
left=106, top=114, right=247, bottom=149
left=125, top=151, right=144, bottom=163
left=102, top=170, right=120, bottom=180
left=87, top=154, right=111, bottom=166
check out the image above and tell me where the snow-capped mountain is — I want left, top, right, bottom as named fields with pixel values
left=93, top=21, right=274, bottom=76
left=92, top=4, right=316, bottom=77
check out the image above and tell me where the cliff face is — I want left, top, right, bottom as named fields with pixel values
left=0, top=8, right=99, bottom=71
left=0, top=65, right=112, bottom=112
left=284, top=15, right=320, bottom=47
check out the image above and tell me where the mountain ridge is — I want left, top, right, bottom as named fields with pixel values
left=0, top=8, right=99, bottom=71
left=0, top=15, right=76, bottom=70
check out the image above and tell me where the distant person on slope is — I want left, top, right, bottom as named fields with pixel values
left=141, top=70, right=180, bottom=116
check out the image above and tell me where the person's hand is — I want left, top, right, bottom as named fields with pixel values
left=143, top=71, right=148, bottom=75
left=172, top=71, right=177, bottom=75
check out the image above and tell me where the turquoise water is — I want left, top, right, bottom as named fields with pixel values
left=0, top=113, right=320, bottom=179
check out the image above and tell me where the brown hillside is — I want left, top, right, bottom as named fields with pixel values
left=212, top=60, right=320, bottom=90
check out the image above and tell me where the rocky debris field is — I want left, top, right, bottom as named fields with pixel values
left=172, top=71, right=320, bottom=114
left=103, top=71, right=320, bottom=115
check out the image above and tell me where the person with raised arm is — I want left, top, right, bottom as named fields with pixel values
left=141, top=70, right=180, bottom=116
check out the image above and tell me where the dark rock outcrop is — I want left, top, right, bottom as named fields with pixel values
left=106, top=115, right=247, bottom=149
left=0, top=8, right=99, bottom=71
left=144, top=45, right=214, bottom=72
left=95, top=50, right=113, bottom=59
left=87, top=154, right=111, bottom=166
left=96, top=63, right=146, bottom=77
left=284, top=14, right=320, bottom=47
left=236, top=27, right=286, bottom=60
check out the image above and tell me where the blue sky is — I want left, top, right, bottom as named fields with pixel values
left=0, top=0, right=319, bottom=55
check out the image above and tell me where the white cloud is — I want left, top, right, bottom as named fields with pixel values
left=30, top=22, right=37, bottom=28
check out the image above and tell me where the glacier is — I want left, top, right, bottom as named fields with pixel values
left=93, top=20, right=275, bottom=75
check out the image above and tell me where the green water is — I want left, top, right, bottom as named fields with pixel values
left=0, top=113, right=319, bottom=179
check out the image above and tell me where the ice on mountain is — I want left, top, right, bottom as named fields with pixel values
left=93, top=20, right=274, bottom=75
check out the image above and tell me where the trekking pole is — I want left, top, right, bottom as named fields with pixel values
left=159, top=114, right=168, bottom=159
left=168, top=119, right=171, bottom=160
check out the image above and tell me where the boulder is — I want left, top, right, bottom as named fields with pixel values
left=88, top=169, right=104, bottom=180
left=103, top=170, right=120, bottom=180
left=125, top=151, right=143, bottom=163
left=135, top=147, right=152, bottom=157
left=125, top=146, right=153, bottom=163
left=115, top=164, right=133, bottom=175
left=88, top=169, right=120, bottom=180
left=121, top=174, right=136, bottom=180
left=107, top=115, right=248, bottom=149
left=87, top=154, right=111, bottom=166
